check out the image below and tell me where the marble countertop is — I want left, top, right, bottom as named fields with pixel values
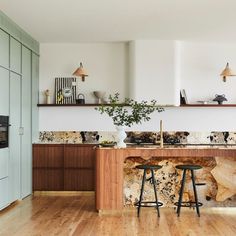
left=34, top=142, right=236, bottom=149
left=33, top=142, right=99, bottom=145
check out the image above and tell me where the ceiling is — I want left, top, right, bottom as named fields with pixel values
left=1, top=0, right=236, bottom=43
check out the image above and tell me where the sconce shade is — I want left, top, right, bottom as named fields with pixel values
left=73, top=62, right=88, bottom=81
left=220, top=62, right=236, bottom=82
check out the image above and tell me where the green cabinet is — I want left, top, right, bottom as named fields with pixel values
left=0, top=12, right=39, bottom=209
left=0, top=67, right=9, bottom=115
left=32, top=53, right=39, bottom=143
left=21, top=46, right=32, bottom=198
left=9, top=72, right=21, bottom=202
left=10, top=37, right=21, bottom=74
left=0, top=178, right=9, bottom=209
left=0, top=28, right=9, bottom=68
left=0, top=148, right=9, bottom=209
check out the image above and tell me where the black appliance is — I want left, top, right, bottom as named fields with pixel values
left=0, top=116, right=9, bottom=148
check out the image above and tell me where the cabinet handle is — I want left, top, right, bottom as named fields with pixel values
left=19, top=127, right=24, bottom=135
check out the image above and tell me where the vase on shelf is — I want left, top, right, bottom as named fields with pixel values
left=115, top=126, right=127, bottom=148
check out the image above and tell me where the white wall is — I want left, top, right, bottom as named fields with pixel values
left=39, top=106, right=236, bottom=132
left=128, top=40, right=179, bottom=105
left=39, top=43, right=128, bottom=104
left=39, top=41, right=236, bottom=132
left=180, top=42, right=236, bottom=103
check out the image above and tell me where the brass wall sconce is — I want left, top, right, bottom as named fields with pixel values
left=220, top=62, right=236, bottom=82
left=73, top=62, right=88, bottom=82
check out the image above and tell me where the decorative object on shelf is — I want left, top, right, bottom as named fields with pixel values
left=76, top=93, right=85, bottom=104
left=55, top=77, right=76, bottom=104
left=95, top=93, right=164, bottom=148
left=213, top=94, right=227, bottom=105
left=93, top=91, right=106, bottom=104
left=72, top=62, right=88, bottom=82
left=62, top=87, right=73, bottom=98
left=99, top=140, right=116, bottom=147
left=180, top=89, right=188, bottom=105
left=197, top=101, right=212, bottom=105
left=44, top=89, right=51, bottom=104
left=220, top=63, right=236, bottom=82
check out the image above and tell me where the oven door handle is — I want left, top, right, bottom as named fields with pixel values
left=0, top=124, right=11, bottom=127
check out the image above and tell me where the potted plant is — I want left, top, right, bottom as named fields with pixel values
left=95, top=93, right=164, bottom=147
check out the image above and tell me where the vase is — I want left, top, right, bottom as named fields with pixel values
left=116, top=126, right=127, bottom=148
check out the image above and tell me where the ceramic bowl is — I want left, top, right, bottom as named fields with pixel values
left=93, top=91, right=106, bottom=99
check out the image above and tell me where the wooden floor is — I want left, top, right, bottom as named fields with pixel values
left=0, top=195, right=236, bottom=236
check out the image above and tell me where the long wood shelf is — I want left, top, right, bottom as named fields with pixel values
left=37, top=103, right=174, bottom=107
left=37, top=103, right=236, bottom=107
left=180, top=104, right=236, bottom=107
left=38, top=103, right=105, bottom=107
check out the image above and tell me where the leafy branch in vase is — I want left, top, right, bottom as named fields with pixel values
left=95, top=93, right=164, bottom=127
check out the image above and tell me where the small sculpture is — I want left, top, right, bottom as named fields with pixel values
left=213, top=94, right=227, bottom=105
left=93, top=91, right=106, bottom=104
left=44, top=89, right=51, bottom=104
left=56, top=89, right=64, bottom=104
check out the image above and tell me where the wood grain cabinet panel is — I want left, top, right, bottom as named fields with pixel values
left=64, top=169, right=94, bottom=191
left=33, top=145, right=64, bottom=190
left=64, top=145, right=96, bottom=190
left=64, top=145, right=95, bottom=168
left=33, top=169, right=63, bottom=191
left=33, top=144, right=64, bottom=168
left=33, top=144, right=96, bottom=191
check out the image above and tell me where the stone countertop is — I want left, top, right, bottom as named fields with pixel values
left=98, top=143, right=236, bottom=149
left=33, top=142, right=99, bottom=145
left=34, top=142, right=236, bottom=149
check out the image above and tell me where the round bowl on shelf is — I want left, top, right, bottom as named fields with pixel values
left=93, top=91, right=106, bottom=104
left=99, top=141, right=116, bottom=147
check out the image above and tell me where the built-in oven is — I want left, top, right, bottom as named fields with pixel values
left=0, top=116, right=9, bottom=148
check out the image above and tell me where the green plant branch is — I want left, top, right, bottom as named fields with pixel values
left=95, top=93, right=164, bottom=127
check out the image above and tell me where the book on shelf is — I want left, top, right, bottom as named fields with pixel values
left=180, top=89, right=188, bottom=105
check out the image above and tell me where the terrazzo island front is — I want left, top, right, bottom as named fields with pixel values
left=95, top=146, right=236, bottom=212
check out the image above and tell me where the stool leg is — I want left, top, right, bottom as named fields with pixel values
left=151, top=169, right=160, bottom=217
left=177, top=169, right=187, bottom=217
left=137, top=169, right=146, bottom=217
left=191, top=170, right=200, bottom=217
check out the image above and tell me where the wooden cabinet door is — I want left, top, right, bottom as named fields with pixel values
left=33, top=144, right=64, bottom=191
left=33, top=144, right=96, bottom=191
left=64, top=145, right=95, bottom=168
left=64, top=145, right=96, bottom=191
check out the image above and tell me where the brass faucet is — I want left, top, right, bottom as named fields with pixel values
left=155, top=120, right=164, bottom=148
left=160, top=120, right=164, bottom=148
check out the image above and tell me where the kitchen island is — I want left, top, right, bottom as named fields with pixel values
left=95, top=146, right=236, bottom=212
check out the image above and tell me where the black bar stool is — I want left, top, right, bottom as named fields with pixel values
left=175, top=165, right=203, bottom=217
left=135, top=164, right=163, bottom=217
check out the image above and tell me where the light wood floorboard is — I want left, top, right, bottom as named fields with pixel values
left=0, top=195, right=236, bottom=236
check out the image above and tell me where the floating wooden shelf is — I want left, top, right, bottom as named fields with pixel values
left=37, top=103, right=236, bottom=107
left=180, top=104, right=236, bottom=107
left=37, top=103, right=128, bottom=107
